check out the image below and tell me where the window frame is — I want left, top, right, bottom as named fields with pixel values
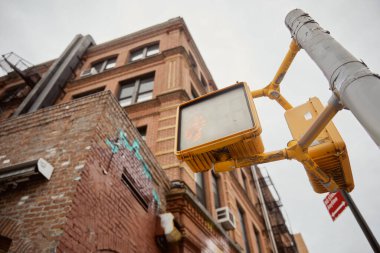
left=200, top=74, right=208, bottom=89
left=253, top=225, right=263, bottom=253
left=211, top=171, right=221, bottom=209
left=137, top=125, right=148, bottom=141
left=195, top=172, right=206, bottom=207
left=129, top=42, right=160, bottom=62
left=237, top=204, right=251, bottom=253
left=190, top=85, right=199, bottom=100
left=118, top=72, right=155, bottom=107
left=242, top=171, right=248, bottom=191
left=81, top=55, right=118, bottom=77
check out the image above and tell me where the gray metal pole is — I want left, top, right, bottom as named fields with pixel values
left=340, top=190, right=380, bottom=253
left=285, top=9, right=380, bottom=148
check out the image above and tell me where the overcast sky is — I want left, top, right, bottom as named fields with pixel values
left=1, top=1, right=380, bottom=252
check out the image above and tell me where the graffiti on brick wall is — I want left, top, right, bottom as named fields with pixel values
left=105, top=129, right=160, bottom=206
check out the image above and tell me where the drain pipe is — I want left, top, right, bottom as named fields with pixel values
left=285, top=9, right=380, bottom=147
left=251, top=166, right=278, bottom=253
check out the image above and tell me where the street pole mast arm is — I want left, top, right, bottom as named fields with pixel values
left=215, top=95, right=344, bottom=193
left=251, top=40, right=300, bottom=111
left=285, top=9, right=380, bottom=147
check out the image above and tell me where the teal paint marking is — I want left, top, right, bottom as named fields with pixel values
left=105, top=139, right=119, bottom=154
left=118, top=129, right=152, bottom=179
left=105, top=129, right=160, bottom=206
left=152, top=189, right=160, bottom=205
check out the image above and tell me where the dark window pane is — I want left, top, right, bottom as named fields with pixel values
left=254, top=226, right=263, bottom=253
left=147, top=44, right=159, bottom=56
left=105, top=58, right=116, bottom=70
left=212, top=173, right=220, bottom=209
left=191, top=86, right=198, bottom=99
left=118, top=72, right=155, bottom=106
left=130, top=49, right=144, bottom=61
left=139, top=77, right=154, bottom=93
left=238, top=206, right=251, bottom=253
left=92, top=61, right=104, bottom=72
left=120, top=83, right=135, bottom=99
left=242, top=172, right=247, bottom=190
left=201, top=74, right=208, bottom=88
left=195, top=173, right=206, bottom=206
left=119, top=97, right=132, bottom=107
left=137, top=125, right=147, bottom=140
left=137, top=92, right=153, bottom=103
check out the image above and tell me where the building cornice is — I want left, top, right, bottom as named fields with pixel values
left=84, top=17, right=217, bottom=90
left=166, top=185, right=242, bottom=252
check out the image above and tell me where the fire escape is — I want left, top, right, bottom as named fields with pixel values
left=0, top=52, right=41, bottom=85
left=0, top=52, right=42, bottom=116
left=258, top=172, right=298, bottom=253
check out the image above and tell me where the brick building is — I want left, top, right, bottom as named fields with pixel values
left=0, top=18, right=304, bottom=252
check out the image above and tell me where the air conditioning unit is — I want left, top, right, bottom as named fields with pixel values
left=0, top=158, right=54, bottom=192
left=80, top=67, right=97, bottom=77
left=216, top=206, right=236, bottom=230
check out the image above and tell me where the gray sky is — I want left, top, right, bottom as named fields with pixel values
left=1, top=1, right=380, bottom=252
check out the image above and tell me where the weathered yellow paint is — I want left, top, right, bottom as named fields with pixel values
left=175, top=82, right=264, bottom=172
left=285, top=97, right=354, bottom=193
left=251, top=40, right=300, bottom=110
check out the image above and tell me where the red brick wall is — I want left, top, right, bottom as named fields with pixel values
left=0, top=92, right=170, bottom=252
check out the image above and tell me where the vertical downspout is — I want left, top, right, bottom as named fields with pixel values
left=251, top=166, right=278, bottom=253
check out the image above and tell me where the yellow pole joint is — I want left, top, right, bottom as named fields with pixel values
left=251, top=40, right=299, bottom=110
left=285, top=140, right=339, bottom=192
left=251, top=88, right=267, bottom=98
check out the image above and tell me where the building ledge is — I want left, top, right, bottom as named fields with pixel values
left=166, top=182, right=242, bottom=252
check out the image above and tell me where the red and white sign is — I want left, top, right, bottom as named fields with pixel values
left=323, top=191, right=348, bottom=221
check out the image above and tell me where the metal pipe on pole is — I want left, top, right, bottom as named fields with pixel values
left=285, top=9, right=380, bottom=148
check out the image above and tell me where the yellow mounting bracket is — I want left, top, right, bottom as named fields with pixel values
left=285, top=140, right=339, bottom=193
left=214, top=93, right=344, bottom=193
left=251, top=40, right=300, bottom=111
left=214, top=139, right=339, bottom=193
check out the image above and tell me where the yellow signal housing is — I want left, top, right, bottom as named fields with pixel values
left=175, top=82, right=264, bottom=173
left=285, top=97, right=354, bottom=193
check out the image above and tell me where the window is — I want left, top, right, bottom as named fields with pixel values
left=253, top=226, right=263, bottom=253
left=72, top=86, right=105, bottom=100
left=137, top=125, right=147, bottom=140
left=200, top=74, right=208, bottom=88
left=211, top=172, right=220, bottom=209
left=119, top=73, right=154, bottom=106
left=242, top=172, right=248, bottom=191
left=195, top=173, right=206, bottom=207
left=188, top=51, right=197, bottom=69
left=0, top=236, right=11, bottom=253
left=81, top=56, right=117, bottom=77
left=92, top=57, right=117, bottom=72
left=130, top=43, right=160, bottom=62
left=237, top=205, right=251, bottom=253
left=121, top=172, right=149, bottom=211
left=190, top=85, right=199, bottom=99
